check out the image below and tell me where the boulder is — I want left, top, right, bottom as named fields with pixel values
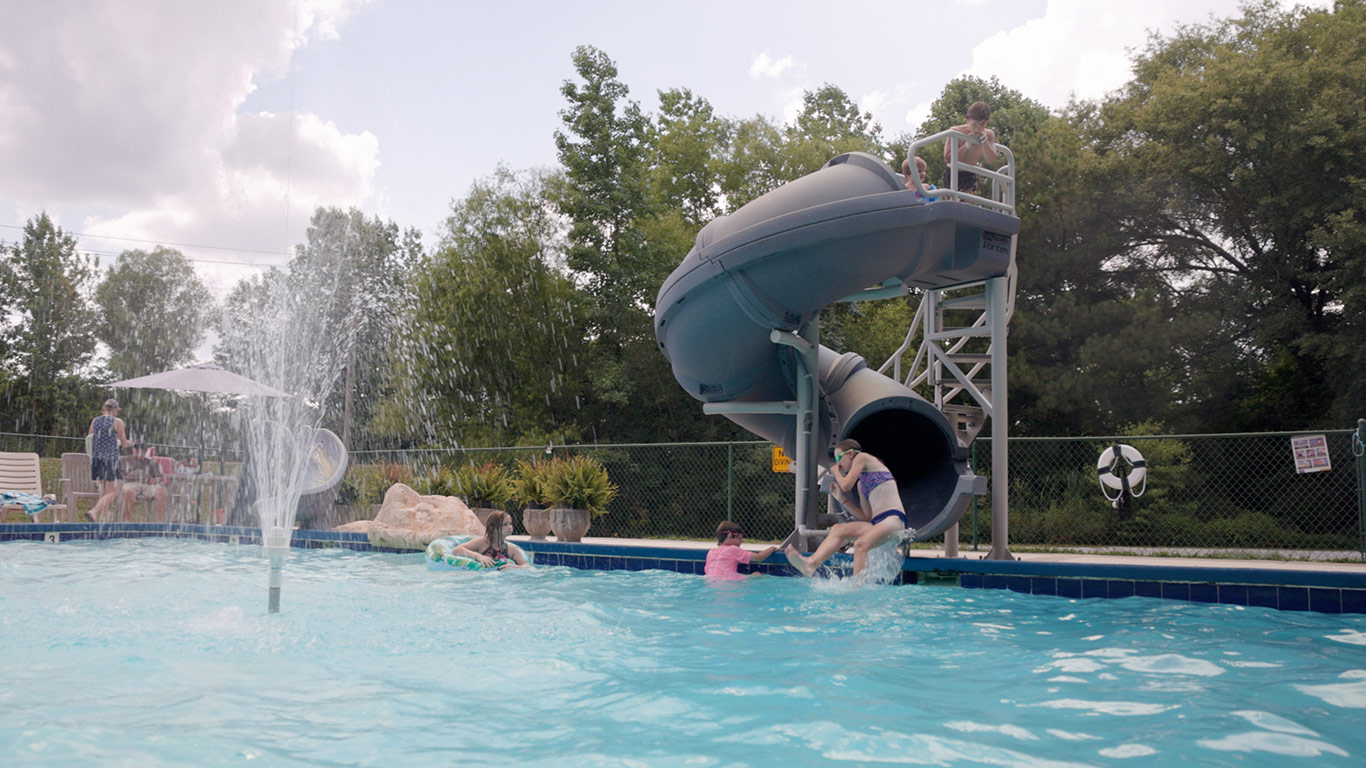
left=335, top=483, right=483, bottom=549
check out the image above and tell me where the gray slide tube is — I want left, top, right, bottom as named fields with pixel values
left=654, top=152, right=1019, bottom=539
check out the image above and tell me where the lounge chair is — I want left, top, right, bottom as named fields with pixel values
left=60, top=452, right=115, bottom=521
left=1, top=452, right=69, bottom=523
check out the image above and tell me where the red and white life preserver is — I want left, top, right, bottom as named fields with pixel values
left=1097, top=444, right=1146, bottom=499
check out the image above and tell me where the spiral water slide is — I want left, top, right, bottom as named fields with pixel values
left=654, top=152, right=1020, bottom=539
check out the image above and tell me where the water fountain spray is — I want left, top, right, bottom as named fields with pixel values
left=217, top=212, right=393, bottom=614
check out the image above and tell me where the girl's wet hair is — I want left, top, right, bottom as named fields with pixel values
left=834, top=438, right=862, bottom=455
left=484, top=510, right=511, bottom=543
left=715, top=520, right=742, bottom=544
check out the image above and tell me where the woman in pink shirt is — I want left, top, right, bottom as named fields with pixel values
left=704, top=521, right=777, bottom=580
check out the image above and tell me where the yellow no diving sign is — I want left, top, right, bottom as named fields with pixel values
left=771, top=445, right=792, bottom=473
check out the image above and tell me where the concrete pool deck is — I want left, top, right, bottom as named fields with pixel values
left=3, top=522, right=1364, bottom=613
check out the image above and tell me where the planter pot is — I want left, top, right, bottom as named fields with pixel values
left=522, top=507, right=553, bottom=540
left=549, top=507, right=592, bottom=542
left=470, top=506, right=501, bottom=526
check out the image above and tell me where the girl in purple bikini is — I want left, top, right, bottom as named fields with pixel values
left=785, top=439, right=910, bottom=579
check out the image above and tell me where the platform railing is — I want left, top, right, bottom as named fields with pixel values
left=906, top=128, right=1016, bottom=215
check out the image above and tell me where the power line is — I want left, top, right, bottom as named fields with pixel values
left=0, top=222, right=292, bottom=260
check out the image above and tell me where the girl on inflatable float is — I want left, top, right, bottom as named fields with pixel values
left=436, top=510, right=530, bottom=570
left=785, top=438, right=909, bottom=578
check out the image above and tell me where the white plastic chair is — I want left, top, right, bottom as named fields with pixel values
left=1, top=452, right=69, bottom=523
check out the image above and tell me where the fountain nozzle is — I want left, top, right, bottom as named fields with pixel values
left=264, top=526, right=289, bottom=613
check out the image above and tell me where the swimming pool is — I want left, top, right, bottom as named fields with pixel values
left=3, top=538, right=1364, bottom=766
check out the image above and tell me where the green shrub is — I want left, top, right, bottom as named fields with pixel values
left=1201, top=512, right=1284, bottom=548
left=340, top=460, right=413, bottom=506
left=452, top=462, right=513, bottom=508
left=411, top=465, right=457, bottom=497
left=512, top=459, right=556, bottom=507
left=547, top=454, right=618, bottom=517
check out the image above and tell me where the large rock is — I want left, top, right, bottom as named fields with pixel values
left=335, top=483, right=483, bottom=549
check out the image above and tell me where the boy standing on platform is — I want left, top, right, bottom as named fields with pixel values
left=941, top=101, right=998, bottom=193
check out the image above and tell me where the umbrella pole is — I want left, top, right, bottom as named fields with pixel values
left=196, top=393, right=205, bottom=522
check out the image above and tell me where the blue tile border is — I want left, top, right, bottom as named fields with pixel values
left=3, top=524, right=1364, bottom=614
left=1189, top=583, right=1219, bottom=604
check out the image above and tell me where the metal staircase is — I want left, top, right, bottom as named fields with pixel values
left=860, top=131, right=1018, bottom=451
left=866, top=130, right=1020, bottom=559
left=879, top=240, right=1017, bottom=448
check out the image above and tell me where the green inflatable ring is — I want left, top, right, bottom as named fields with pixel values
left=425, top=535, right=532, bottom=571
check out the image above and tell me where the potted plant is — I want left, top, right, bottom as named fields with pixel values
left=546, top=454, right=617, bottom=542
left=512, top=458, right=556, bottom=540
left=410, top=465, right=456, bottom=497
left=451, top=461, right=513, bottom=525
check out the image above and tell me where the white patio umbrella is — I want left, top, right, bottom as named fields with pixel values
left=111, top=363, right=292, bottom=399
left=110, top=362, right=292, bottom=469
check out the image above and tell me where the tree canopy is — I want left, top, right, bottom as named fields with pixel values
left=94, top=246, right=212, bottom=381
left=0, top=213, right=99, bottom=439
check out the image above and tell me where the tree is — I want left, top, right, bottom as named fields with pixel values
left=552, top=45, right=658, bottom=316
left=1095, top=0, right=1366, bottom=428
left=781, top=84, right=885, bottom=180
left=1006, top=110, right=1200, bottom=434
left=0, top=212, right=99, bottom=439
left=213, top=208, right=415, bottom=454
left=288, top=208, right=417, bottom=447
left=552, top=46, right=736, bottom=442
left=94, top=246, right=213, bottom=380
left=650, top=88, right=729, bottom=225
left=715, top=114, right=786, bottom=210
left=407, top=167, right=587, bottom=446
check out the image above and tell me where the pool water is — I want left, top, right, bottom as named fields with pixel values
left=2, top=539, right=1364, bottom=767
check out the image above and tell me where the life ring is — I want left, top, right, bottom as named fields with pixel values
left=1097, top=444, right=1146, bottom=497
left=425, top=535, right=532, bottom=571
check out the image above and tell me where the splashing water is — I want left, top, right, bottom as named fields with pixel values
left=216, top=218, right=375, bottom=610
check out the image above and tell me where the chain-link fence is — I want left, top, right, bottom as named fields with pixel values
left=976, top=431, right=1361, bottom=554
left=8, top=428, right=1364, bottom=556
left=348, top=429, right=1364, bottom=554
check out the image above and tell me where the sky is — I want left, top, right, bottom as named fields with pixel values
left=0, top=0, right=1329, bottom=300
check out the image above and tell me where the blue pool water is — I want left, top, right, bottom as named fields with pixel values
left=2, top=539, right=1364, bottom=767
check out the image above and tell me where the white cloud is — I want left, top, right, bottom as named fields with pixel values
left=749, top=50, right=795, bottom=79
left=0, top=0, right=375, bottom=292
left=962, top=0, right=1335, bottom=110
left=779, top=86, right=808, bottom=124
left=860, top=90, right=888, bottom=121
left=903, top=99, right=934, bottom=135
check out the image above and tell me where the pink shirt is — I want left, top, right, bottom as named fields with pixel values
left=704, top=545, right=752, bottom=580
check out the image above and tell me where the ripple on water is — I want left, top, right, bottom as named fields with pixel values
left=1199, top=731, right=1350, bottom=757
left=1295, top=669, right=1366, bottom=708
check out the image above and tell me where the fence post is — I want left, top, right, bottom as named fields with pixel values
left=970, top=441, right=979, bottom=551
left=727, top=442, right=734, bottom=521
left=1356, top=419, right=1365, bottom=558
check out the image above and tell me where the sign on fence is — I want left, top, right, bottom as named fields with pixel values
left=1291, top=434, right=1332, bottom=474
left=771, top=445, right=792, bottom=473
